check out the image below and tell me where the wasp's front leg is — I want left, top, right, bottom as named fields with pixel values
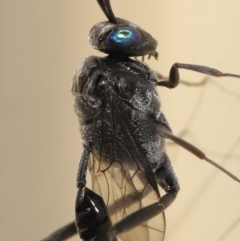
left=75, top=148, right=114, bottom=241
left=157, top=63, right=240, bottom=89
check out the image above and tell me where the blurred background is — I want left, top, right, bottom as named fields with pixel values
left=1, top=0, right=240, bottom=241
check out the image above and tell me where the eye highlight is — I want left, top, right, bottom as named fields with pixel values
left=107, top=27, right=141, bottom=46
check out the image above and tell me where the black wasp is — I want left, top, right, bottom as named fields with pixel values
left=41, top=1, right=240, bottom=241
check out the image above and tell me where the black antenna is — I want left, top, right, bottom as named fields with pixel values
left=96, top=0, right=118, bottom=23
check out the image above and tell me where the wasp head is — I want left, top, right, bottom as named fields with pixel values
left=89, top=0, right=158, bottom=58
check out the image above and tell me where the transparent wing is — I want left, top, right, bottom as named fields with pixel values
left=89, top=153, right=165, bottom=241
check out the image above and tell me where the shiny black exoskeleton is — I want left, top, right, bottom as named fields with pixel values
left=41, top=1, right=240, bottom=241
left=72, top=16, right=175, bottom=241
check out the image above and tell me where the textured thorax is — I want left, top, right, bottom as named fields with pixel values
left=72, top=56, right=165, bottom=170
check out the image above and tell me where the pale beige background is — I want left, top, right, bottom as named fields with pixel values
left=1, top=1, right=240, bottom=241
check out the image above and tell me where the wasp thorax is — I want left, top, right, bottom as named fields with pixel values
left=89, top=18, right=157, bottom=57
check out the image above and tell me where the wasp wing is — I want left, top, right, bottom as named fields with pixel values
left=88, top=96, right=166, bottom=241
left=89, top=154, right=165, bottom=241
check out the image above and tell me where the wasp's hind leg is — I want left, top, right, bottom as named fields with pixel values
left=40, top=221, right=77, bottom=241
left=75, top=148, right=114, bottom=241
left=108, top=153, right=180, bottom=241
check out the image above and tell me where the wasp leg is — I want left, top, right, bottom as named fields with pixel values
left=76, top=147, right=90, bottom=189
left=108, top=154, right=180, bottom=241
left=75, top=148, right=115, bottom=241
left=155, top=71, right=209, bottom=88
left=40, top=221, right=77, bottom=241
left=158, top=124, right=240, bottom=183
left=157, top=63, right=240, bottom=89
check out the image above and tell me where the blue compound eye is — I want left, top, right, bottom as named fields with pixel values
left=107, top=27, right=141, bottom=46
